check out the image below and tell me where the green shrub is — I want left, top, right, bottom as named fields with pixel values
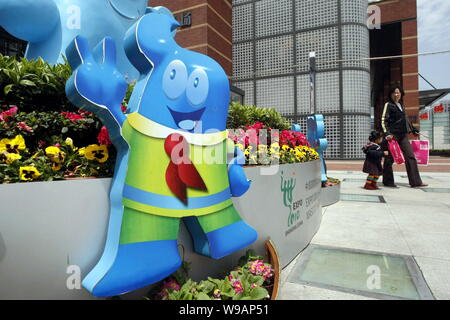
left=227, top=102, right=291, bottom=130
left=0, top=54, right=75, bottom=112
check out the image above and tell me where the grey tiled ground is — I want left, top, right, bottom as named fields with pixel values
left=279, top=171, right=450, bottom=300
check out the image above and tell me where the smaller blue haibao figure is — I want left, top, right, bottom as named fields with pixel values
left=66, top=12, right=257, bottom=297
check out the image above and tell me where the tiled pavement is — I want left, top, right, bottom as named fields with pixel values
left=278, top=156, right=450, bottom=300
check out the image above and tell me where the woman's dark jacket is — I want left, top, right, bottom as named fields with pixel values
left=362, top=142, right=384, bottom=176
left=381, top=102, right=419, bottom=137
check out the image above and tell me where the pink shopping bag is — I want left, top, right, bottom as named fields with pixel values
left=388, top=140, right=405, bottom=164
left=411, top=140, right=429, bottom=166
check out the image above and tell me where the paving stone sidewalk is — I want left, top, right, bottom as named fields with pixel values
left=278, top=157, right=450, bottom=300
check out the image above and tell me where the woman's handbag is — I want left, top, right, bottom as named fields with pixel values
left=388, top=139, right=405, bottom=164
left=410, top=140, right=429, bottom=166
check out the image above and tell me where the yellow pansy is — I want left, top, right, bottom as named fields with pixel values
left=78, top=147, right=86, bottom=156
left=0, top=152, right=21, bottom=164
left=45, top=146, right=65, bottom=163
left=6, top=153, right=21, bottom=164
left=0, top=135, right=26, bottom=154
left=85, top=144, right=109, bottom=163
left=51, top=162, right=62, bottom=171
left=295, top=151, right=306, bottom=159
left=19, top=166, right=41, bottom=181
left=281, top=145, right=290, bottom=151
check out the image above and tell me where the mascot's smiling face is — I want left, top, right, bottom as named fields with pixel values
left=128, top=13, right=230, bottom=133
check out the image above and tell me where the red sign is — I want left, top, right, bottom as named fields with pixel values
left=419, top=112, right=429, bottom=120
left=434, top=104, right=444, bottom=113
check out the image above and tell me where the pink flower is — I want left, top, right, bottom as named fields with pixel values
left=263, top=266, right=273, bottom=280
left=97, top=126, right=112, bottom=147
left=249, top=260, right=265, bottom=275
left=162, top=279, right=181, bottom=291
left=17, top=122, right=33, bottom=133
left=61, top=111, right=84, bottom=122
left=250, top=284, right=258, bottom=289
left=0, top=106, right=18, bottom=122
left=158, top=278, right=181, bottom=298
left=38, top=140, right=46, bottom=148
left=53, top=143, right=61, bottom=148
left=232, top=280, right=244, bottom=294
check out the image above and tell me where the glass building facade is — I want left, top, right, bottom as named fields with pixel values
left=232, top=0, right=371, bottom=159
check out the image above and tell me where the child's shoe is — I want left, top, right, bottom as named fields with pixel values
left=364, top=183, right=376, bottom=190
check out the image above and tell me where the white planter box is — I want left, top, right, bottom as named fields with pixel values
left=0, top=160, right=322, bottom=299
left=321, top=183, right=341, bottom=207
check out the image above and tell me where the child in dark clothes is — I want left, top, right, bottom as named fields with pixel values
left=362, top=131, right=389, bottom=190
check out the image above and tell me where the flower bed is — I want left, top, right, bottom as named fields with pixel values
left=147, top=250, right=275, bottom=300
left=227, top=104, right=320, bottom=166
left=0, top=105, right=116, bottom=183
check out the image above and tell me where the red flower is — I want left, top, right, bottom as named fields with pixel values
left=121, top=105, right=127, bottom=113
left=97, top=126, right=112, bottom=147
left=434, top=104, right=445, bottom=114
left=280, top=130, right=310, bottom=148
left=61, top=111, right=84, bottom=122
left=246, top=122, right=265, bottom=131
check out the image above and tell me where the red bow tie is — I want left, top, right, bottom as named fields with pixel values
left=164, top=133, right=207, bottom=204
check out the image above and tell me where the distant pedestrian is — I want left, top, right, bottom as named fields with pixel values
left=380, top=85, right=428, bottom=188
left=362, top=131, right=388, bottom=190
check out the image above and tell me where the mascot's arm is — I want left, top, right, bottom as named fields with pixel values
left=0, top=0, right=60, bottom=42
left=227, top=140, right=251, bottom=197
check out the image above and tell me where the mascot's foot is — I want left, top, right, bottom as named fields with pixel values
left=206, top=221, right=258, bottom=259
left=87, top=240, right=181, bottom=297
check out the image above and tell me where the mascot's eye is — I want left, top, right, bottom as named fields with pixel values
left=186, top=69, right=209, bottom=106
left=163, top=60, right=188, bottom=100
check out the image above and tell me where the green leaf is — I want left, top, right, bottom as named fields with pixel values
left=19, top=79, right=36, bottom=86
left=249, top=287, right=269, bottom=300
left=195, top=292, right=211, bottom=300
left=4, top=84, right=14, bottom=95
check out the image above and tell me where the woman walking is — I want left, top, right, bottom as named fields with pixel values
left=380, top=85, right=427, bottom=188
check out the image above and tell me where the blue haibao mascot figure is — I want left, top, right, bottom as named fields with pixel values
left=65, top=12, right=257, bottom=297
left=307, top=115, right=328, bottom=183
left=0, top=0, right=174, bottom=80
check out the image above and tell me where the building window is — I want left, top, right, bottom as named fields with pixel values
left=0, top=27, right=26, bottom=57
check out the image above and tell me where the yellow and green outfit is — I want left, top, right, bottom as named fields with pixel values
left=119, top=113, right=256, bottom=257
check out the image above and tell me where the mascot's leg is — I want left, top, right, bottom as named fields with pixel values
left=86, top=208, right=181, bottom=297
left=183, top=206, right=257, bottom=259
